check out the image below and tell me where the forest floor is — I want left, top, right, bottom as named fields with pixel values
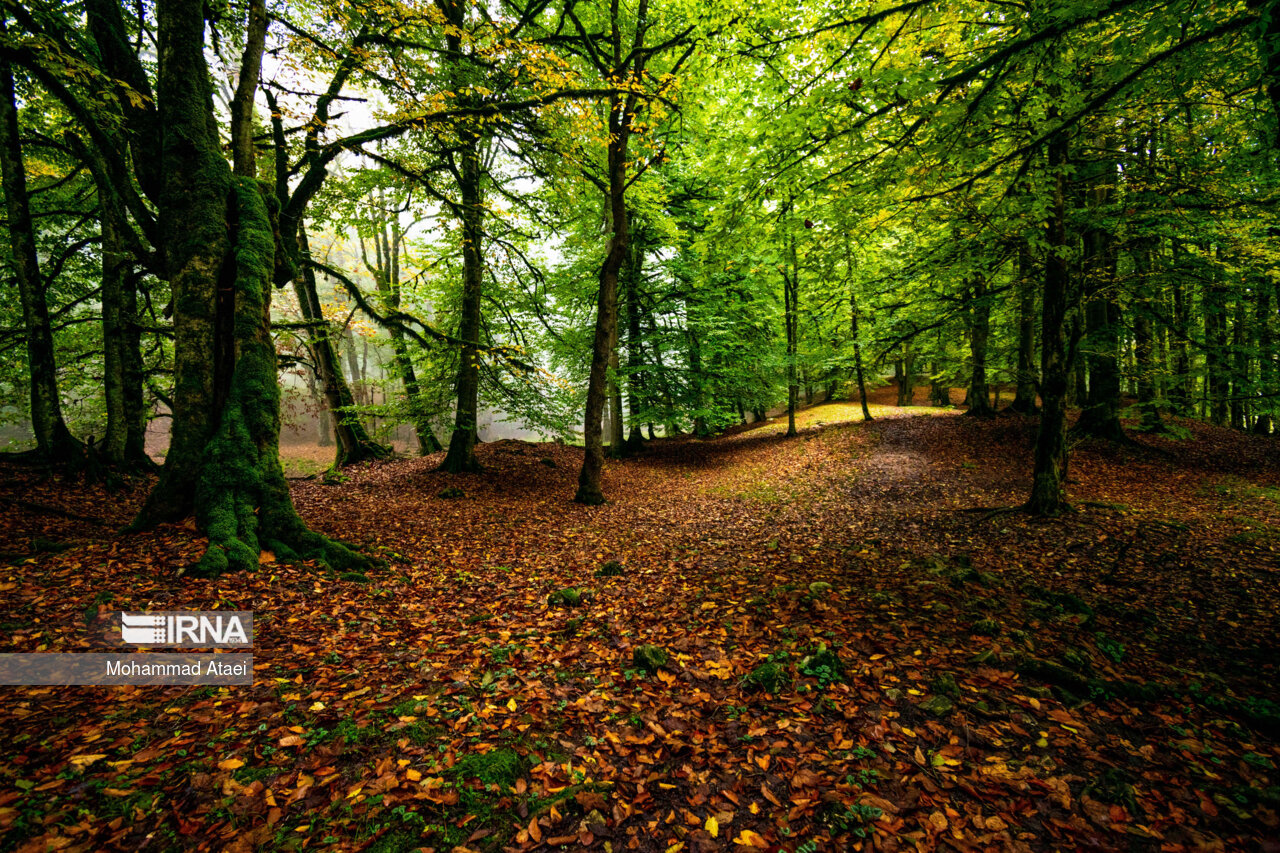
left=2, top=389, right=1279, bottom=852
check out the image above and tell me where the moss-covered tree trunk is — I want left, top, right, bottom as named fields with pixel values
left=137, top=0, right=370, bottom=576
left=0, top=46, right=82, bottom=461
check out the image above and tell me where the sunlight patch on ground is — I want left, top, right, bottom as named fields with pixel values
left=744, top=401, right=957, bottom=436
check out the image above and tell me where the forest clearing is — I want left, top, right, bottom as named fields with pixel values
left=2, top=391, right=1278, bottom=851
left=4, top=0, right=1280, bottom=849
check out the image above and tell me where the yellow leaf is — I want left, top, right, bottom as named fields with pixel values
left=705, top=816, right=719, bottom=838
left=217, top=758, right=245, bottom=771
left=406, top=769, right=422, bottom=782
left=69, top=754, right=107, bottom=767
left=309, top=701, right=325, bottom=711
left=733, top=828, right=767, bottom=847
left=507, top=697, right=518, bottom=712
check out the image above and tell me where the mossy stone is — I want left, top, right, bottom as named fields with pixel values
left=919, top=695, right=955, bottom=716
left=970, top=618, right=1001, bottom=636
left=808, top=581, right=833, bottom=597
left=743, top=661, right=789, bottom=694
left=633, top=644, right=669, bottom=675
left=438, top=486, right=465, bottom=499
left=595, top=560, right=624, bottom=578
left=930, top=671, right=960, bottom=698
left=548, top=587, right=585, bottom=607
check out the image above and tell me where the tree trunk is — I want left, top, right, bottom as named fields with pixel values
left=929, top=358, right=950, bottom=406
left=135, top=0, right=370, bottom=577
left=784, top=218, right=799, bottom=437
left=1027, top=130, right=1071, bottom=516
left=965, top=278, right=995, bottom=417
left=366, top=210, right=440, bottom=455
left=1010, top=241, right=1038, bottom=413
left=1255, top=279, right=1275, bottom=434
left=624, top=231, right=646, bottom=453
left=576, top=90, right=630, bottom=504
left=440, top=133, right=485, bottom=472
left=608, top=319, right=626, bottom=454
left=1132, top=244, right=1164, bottom=432
left=296, top=229, right=389, bottom=466
left=1205, top=282, right=1231, bottom=427
left=0, top=47, right=81, bottom=460
left=851, top=295, right=872, bottom=421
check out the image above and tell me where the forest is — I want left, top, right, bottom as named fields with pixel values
left=0, top=0, right=1279, bottom=850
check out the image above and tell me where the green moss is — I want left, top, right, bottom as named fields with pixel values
left=595, top=560, right=624, bottom=578
left=970, top=618, right=1001, bottom=636
left=450, top=748, right=525, bottom=788
left=189, top=179, right=372, bottom=577
left=632, top=644, right=669, bottom=675
left=930, top=671, right=960, bottom=698
left=548, top=587, right=586, bottom=607
left=742, top=661, right=789, bottom=693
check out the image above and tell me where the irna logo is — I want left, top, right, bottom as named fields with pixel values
left=119, top=612, right=253, bottom=647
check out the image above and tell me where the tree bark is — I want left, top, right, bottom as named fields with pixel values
left=1073, top=190, right=1125, bottom=440
left=1255, top=278, right=1275, bottom=434
left=440, top=134, right=486, bottom=472
left=784, top=216, right=799, bottom=437
left=229, top=0, right=266, bottom=179
left=576, top=90, right=630, bottom=503
left=134, top=0, right=371, bottom=576
left=69, top=130, right=150, bottom=465
left=364, top=206, right=440, bottom=455
left=1010, top=241, right=1038, bottom=413
left=624, top=230, right=646, bottom=452
left=0, top=45, right=82, bottom=460
left=965, top=277, right=996, bottom=417
left=843, top=242, right=874, bottom=422
left=1027, top=130, right=1072, bottom=516
left=296, top=229, right=390, bottom=465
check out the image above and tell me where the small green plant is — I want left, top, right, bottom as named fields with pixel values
left=321, top=469, right=348, bottom=486
left=1095, top=631, right=1125, bottom=663
left=799, top=643, right=844, bottom=688
left=822, top=801, right=884, bottom=838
